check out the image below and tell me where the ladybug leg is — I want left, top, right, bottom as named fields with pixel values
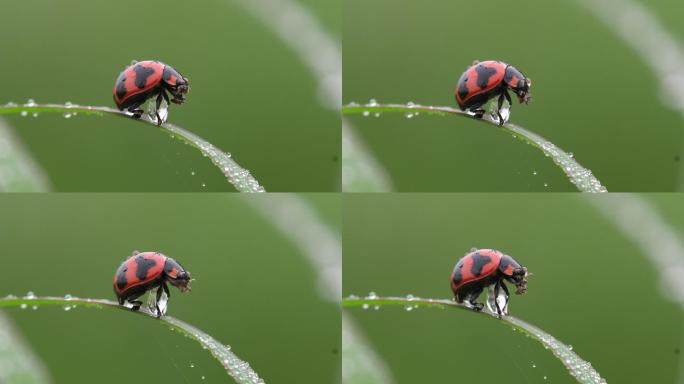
left=496, top=92, right=506, bottom=126
left=127, top=107, right=144, bottom=119
left=163, top=281, right=171, bottom=298
left=154, top=92, right=164, bottom=126
left=493, top=281, right=505, bottom=318
left=469, top=107, right=486, bottom=119
left=154, top=285, right=164, bottom=318
left=504, top=89, right=513, bottom=107
left=462, top=287, right=484, bottom=311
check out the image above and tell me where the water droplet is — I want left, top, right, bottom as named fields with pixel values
left=407, top=101, right=416, bottom=108
left=532, top=170, right=538, bottom=176
left=543, top=376, right=547, bottom=380
left=406, top=294, right=415, bottom=300
left=373, top=112, right=381, bottom=117
left=25, top=291, right=36, bottom=299
left=201, top=183, right=207, bottom=188
left=201, top=376, right=206, bottom=380
left=65, top=294, right=73, bottom=300
left=31, top=305, right=38, bottom=310
left=63, top=113, right=72, bottom=119
left=5, top=102, right=17, bottom=107
left=362, top=111, right=370, bottom=117
left=190, top=362, right=195, bottom=368
left=25, top=99, right=36, bottom=107
left=544, top=183, right=549, bottom=188
left=20, top=303, right=27, bottom=309
left=404, top=305, right=414, bottom=311
left=191, top=171, right=196, bottom=176
left=65, top=101, right=73, bottom=108
left=568, top=152, right=574, bottom=158
left=367, top=291, right=377, bottom=299
left=20, top=111, right=28, bottom=117
left=367, top=98, right=378, bottom=107
left=532, top=363, right=536, bottom=368
left=63, top=305, right=72, bottom=311
left=568, top=345, right=573, bottom=351
left=405, top=113, right=414, bottom=119
left=361, top=303, right=369, bottom=310
left=32, top=112, right=39, bottom=118
left=4, top=294, right=17, bottom=299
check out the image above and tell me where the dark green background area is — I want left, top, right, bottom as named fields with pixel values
left=344, top=0, right=684, bottom=191
left=343, top=194, right=683, bottom=383
left=0, top=194, right=340, bottom=383
left=0, top=0, right=340, bottom=192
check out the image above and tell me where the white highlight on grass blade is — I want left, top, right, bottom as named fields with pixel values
left=575, top=0, right=684, bottom=188
left=342, top=120, right=393, bottom=192
left=586, top=195, right=684, bottom=305
left=233, top=0, right=339, bottom=109
left=585, top=194, right=684, bottom=382
left=342, top=314, right=394, bottom=384
left=0, top=118, right=51, bottom=191
left=244, top=194, right=341, bottom=302
left=0, top=313, right=52, bottom=383
left=233, top=0, right=393, bottom=191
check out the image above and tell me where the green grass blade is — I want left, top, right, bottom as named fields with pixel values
left=343, top=102, right=608, bottom=193
left=0, top=103, right=266, bottom=193
left=0, top=295, right=265, bottom=384
left=343, top=295, right=607, bottom=384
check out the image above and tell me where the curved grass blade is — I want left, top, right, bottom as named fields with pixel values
left=344, top=295, right=607, bottom=384
left=0, top=103, right=266, bottom=193
left=343, top=102, right=608, bottom=193
left=0, top=295, right=265, bottom=384
left=0, top=118, right=51, bottom=192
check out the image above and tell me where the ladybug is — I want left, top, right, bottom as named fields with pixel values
left=113, top=60, right=190, bottom=125
left=455, top=60, right=531, bottom=125
left=450, top=248, right=528, bottom=317
left=113, top=251, right=192, bottom=317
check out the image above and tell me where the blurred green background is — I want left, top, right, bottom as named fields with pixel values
left=343, top=193, right=684, bottom=383
left=344, top=0, right=684, bottom=191
left=0, top=0, right=340, bottom=192
left=0, top=193, right=340, bottom=383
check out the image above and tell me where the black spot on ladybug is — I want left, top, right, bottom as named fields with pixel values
left=133, top=64, right=157, bottom=89
left=452, top=262, right=464, bottom=285
left=135, top=255, right=158, bottom=280
left=499, top=255, right=514, bottom=272
left=457, top=78, right=470, bottom=101
left=115, top=78, right=127, bottom=100
left=116, top=267, right=128, bottom=290
left=470, top=252, right=492, bottom=276
left=475, top=65, right=498, bottom=89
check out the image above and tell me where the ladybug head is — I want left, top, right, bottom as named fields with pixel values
left=162, top=65, right=191, bottom=105
left=164, top=258, right=192, bottom=292
left=515, top=78, right=532, bottom=105
left=169, top=77, right=190, bottom=105
left=504, top=65, right=532, bottom=105
left=509, top=266, right=529, bottom=295
left=499, top=254, right=529, bottom=294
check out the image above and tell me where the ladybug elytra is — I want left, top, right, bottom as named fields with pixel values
left=113, top=251, right=192, bottom=317
left=455, top=60, right=531, bottom=125
left=450, top=248, right=528, bottom=317
left=113, top=60, right=190, bottom=125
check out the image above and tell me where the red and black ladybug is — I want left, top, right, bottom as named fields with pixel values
left=455, top=60, right=531, bottom=125
left=113, top=60, right=190, bottom=125
left=450, top=248, right=528, bottom=317
left=113, top=251, right=192, bottom=317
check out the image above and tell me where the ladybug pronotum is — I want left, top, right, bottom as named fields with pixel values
left=113, top=60, right=190, bottom=125
left=113, top=251, right=192, bottom=318
left=455, top=60, right=531, bottom=125
left=450, top=248, right=529, bottom=317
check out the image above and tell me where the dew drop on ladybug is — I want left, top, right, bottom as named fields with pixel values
left=450, top=248, right=529, bottom=317
left=454, top=60, right=532, bottom=125
left=113, top=251, right=192, bottom=318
